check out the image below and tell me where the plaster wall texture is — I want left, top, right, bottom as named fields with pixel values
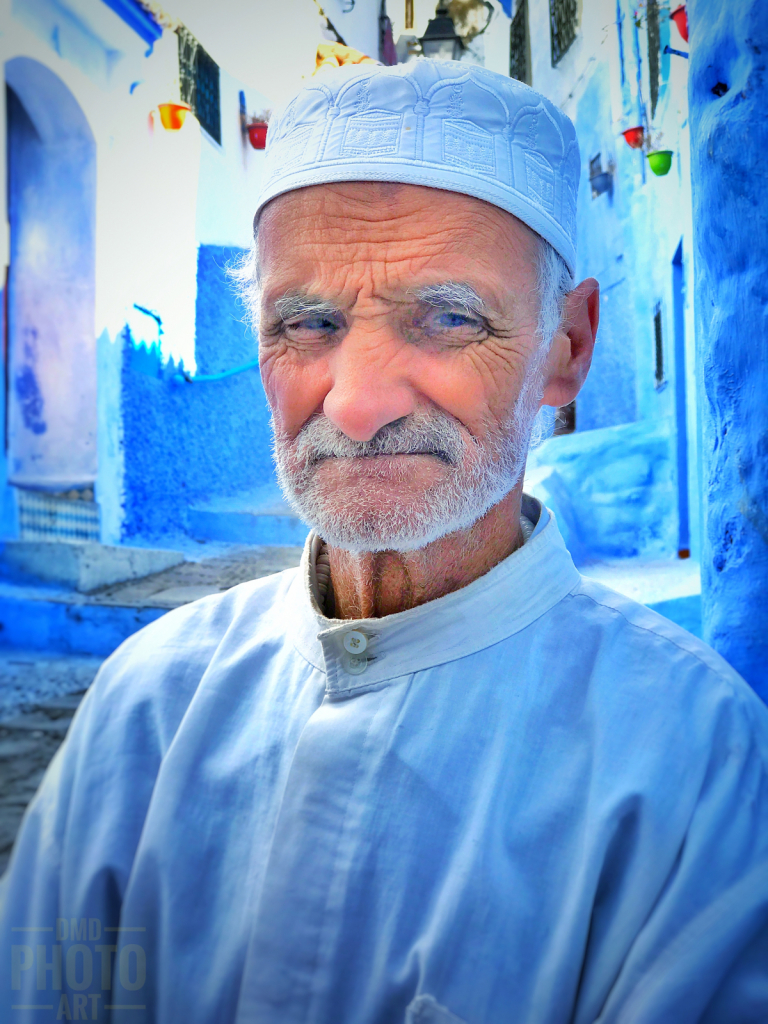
left=195, top=68, right=271, bottom=249
left=0, top=0, right=705, bottom=580
left=688, top=0, right=768, bottom=697
left=1, top=0, right=200, bottom=365
left=519, top=0, right=699, bottom=562
left=119, top=244, right=277, bottom=545
left=1, top=0, right=273, bottom=546
left=168, top=0, right=382, bottom=110
left=526, top=418, right=677, bottom=564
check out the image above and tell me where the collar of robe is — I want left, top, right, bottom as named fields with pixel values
left=288, top=494, right=581, bottom=696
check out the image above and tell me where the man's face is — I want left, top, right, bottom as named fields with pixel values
left=258, top=182, right=561, bottom=551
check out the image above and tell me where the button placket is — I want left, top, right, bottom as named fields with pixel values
left=320, top=626, right=379, bottom=681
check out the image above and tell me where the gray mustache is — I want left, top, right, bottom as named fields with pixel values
left=293, top=413, right=466, bottom=466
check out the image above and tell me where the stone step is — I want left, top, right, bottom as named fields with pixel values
left=0, top=540, right=185, bottom=592
left=0, top=545, right=303, bottom=659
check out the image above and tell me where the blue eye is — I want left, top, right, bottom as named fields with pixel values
left=285, top=315, right=342, bottom=335
left=435, top=311, right=478, bottom=328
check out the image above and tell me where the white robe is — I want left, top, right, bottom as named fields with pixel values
left=2, top=502, right=768, bottom=1024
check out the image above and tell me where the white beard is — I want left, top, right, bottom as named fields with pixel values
left=272, top=363, right=545, bottom=554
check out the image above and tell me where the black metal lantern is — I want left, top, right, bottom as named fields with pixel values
left=419, top=2, right=464, bottom=61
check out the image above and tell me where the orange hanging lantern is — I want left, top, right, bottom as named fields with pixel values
left=622, top=126, right=645, bottom=149
left=670, top=5, right=688, bottom=43
left=158, top=103, right=190, bottom=131
left=248, top=122, right=268, bottom=150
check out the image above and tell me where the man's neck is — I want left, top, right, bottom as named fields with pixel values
left=327, top=485, right=525, bottom=619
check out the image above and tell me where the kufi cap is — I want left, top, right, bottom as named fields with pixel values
left=255, top=60, right=580, bottom=275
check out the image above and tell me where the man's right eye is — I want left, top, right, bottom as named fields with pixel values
left=283, top=315, right=344, bottom=339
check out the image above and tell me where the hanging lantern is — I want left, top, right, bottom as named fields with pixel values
left=647, top=150, right=674, bottom=176
left=419, top=2, right=464, bottom=61
left=158, top=103, right=190, bottom=131
left=670, top=5, right=688, bottom=43
left=247, top=122, right=268, bottom=150
left=622, top=126, right=645, bottom=149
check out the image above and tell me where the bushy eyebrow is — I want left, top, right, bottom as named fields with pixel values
left=411, top=282, right=490, bottom=317
left=273, top=292, right=342, bottom=321
left=271, top=282, right=491, bottom=323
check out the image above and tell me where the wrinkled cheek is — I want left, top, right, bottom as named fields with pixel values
left=260, top=348, right=329, bottom=438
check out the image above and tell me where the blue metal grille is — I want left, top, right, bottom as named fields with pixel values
left=510, top=1, right=529, bottom=84
left=17, top=490, right=100, bottom=542
left=549, top=0, right=577, bottom=65
left=177, top=27, right=221, bottom=145
left=194, top=47, right=221, bottom=144
left=647, top=0, right=661, bottom=116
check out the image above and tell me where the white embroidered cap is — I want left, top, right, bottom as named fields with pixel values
left=255, top=60, right=580, bottom=275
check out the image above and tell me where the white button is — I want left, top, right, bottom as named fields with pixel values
left=343, top=654, right=368, bottom=676
left=343, top=630, right=368, bottom=654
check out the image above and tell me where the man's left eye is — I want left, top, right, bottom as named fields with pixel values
left=435, top=311, right=480, bottom=329
left=419, top=308, right=488, bottom=340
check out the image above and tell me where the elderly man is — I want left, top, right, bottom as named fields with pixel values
left=3, top=61, right=768, bottom=1024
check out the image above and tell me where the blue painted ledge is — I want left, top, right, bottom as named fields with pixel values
left=188, top=486, right=310, bottom=547
left=0, top=582, right=165, bottom=656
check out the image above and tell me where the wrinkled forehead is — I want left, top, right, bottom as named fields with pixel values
left=255, top=183, right=543, bottom=320
left=257, top=181, right=541, bottom=275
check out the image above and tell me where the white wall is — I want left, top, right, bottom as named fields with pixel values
left=168, top=0, right=382, bottom=112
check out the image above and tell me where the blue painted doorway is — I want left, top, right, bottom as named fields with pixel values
left=5, top=58, right=97, bottom=492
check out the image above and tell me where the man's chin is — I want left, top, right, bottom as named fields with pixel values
left=285, top=484, right=453, bottom=553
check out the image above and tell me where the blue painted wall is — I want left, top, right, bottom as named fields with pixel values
left=689, top=0, right=768, bottom=697
left=0, top=283, right=19, bottom=539
left=526, top=0, right=698, bottom=566
left=120, top=244, right=278, bottom=544
left=527, top=418, right=677, bottom=564
left=571, top=63, right=637, bottom=432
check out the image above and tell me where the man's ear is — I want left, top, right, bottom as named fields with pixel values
left=540, top=277, right=599, bottom=409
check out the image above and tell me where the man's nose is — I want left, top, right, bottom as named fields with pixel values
left=322, top=332, right=416, bottom=442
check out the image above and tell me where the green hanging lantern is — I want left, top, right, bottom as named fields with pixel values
left=647, top=150, right=674, bottom=176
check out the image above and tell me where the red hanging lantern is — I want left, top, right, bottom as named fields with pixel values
left=670, top=5, right=688, bottom=43
left=247, top=122, right=268, bottom=150
left=622, top=126, right=645, bottom=149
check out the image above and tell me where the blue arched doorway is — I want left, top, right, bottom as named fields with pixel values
left=5, top=57, right=97, bottom=510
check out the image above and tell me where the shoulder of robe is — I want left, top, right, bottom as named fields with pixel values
left=74, top=566, right=301, bottom=750
left=564, top=575, right=768, bottom=746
